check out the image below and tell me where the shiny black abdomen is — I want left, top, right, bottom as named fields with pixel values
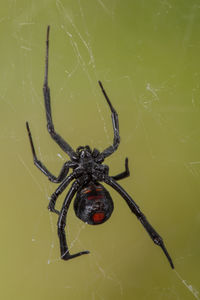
left=74, top=182, right=114, bottom=225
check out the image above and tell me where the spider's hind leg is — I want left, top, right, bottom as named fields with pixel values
left=104, top=175, right=174, bottom=269
left=57, top=180, right=90, bottom=260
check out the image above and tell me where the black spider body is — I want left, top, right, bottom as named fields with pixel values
left=67, top=145, right=114, bottom=225
left=74, top=182, right=114, bottom=225
left=26, top=26, right=174, bottom=268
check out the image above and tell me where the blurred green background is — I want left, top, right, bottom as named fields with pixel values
left=1, top=0, right=200, bottom=299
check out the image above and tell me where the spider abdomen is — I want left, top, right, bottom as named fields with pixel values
left=74, top=183, right=114, bottom=225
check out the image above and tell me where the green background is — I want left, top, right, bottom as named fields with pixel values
left=1, top=0, right=200, bottom=299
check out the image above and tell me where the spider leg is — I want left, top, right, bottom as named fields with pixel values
left=57, top=180, right=90, bottom=260
left=48, top=173, right=75, bottom=215
left=98, top=81, right=120, bottom=159
left=43, top=26, right=77, bottom=160
left=104, top=176, right=174, bottom=269
left=26, top=122, right=70, bottom=183
left=112, top=158, right=130, bottom=181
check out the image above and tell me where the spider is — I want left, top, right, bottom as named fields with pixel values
left=26, top=26, right=174, bottom=269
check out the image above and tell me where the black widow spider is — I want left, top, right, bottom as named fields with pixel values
left=26, top=26, right=174, bottom=269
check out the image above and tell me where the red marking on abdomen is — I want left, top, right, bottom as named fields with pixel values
left=92, top=212, right=105, bottom=223
left=87, top=195, right=103, bottom=200
left=83, top=186, right=102, bottom=194
left=83, top=188, right=92, bottom=194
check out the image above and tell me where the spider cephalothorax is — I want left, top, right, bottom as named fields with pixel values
left=76, top=146, right=103, bottom=164
left=26, top=26, right=174, bottom=268
left=76, top=146, right=92, bottom=158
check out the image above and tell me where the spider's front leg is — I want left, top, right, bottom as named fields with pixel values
left=57, top=180, right=89, bottom=260
left=26, top=122, right=70, bottom=183
left=43, top=26, right=77, bottom=161
left=98, top=81, right=120, bottom=159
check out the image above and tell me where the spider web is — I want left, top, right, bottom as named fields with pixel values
left=1, top=0, right=200, bottom=299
